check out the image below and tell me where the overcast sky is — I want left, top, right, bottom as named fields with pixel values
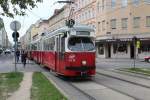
left=1, top=0, right=65, bottom=43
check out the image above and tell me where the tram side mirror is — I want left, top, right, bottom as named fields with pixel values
left=62, top=33, right=67, bottom=38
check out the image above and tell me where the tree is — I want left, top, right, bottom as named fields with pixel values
left=0, top=0, right=43, bottom=18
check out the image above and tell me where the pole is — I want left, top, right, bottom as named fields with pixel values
left=133, top=37, right=136, bottom=69
left=14, top=22, right=17, bottom=72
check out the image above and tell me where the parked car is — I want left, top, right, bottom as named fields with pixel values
left=144, top=56, right=150, bottom=62
left=11, top=49, right=15, bottom=52
left=4, top=49, right=11, bottom=54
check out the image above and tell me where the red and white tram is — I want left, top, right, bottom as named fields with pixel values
left=29, top=25, right=96, bottom=77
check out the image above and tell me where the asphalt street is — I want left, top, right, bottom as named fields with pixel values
left=96, top=58, right=150, bottom=70
left=1, top=53, right=150, bottom=100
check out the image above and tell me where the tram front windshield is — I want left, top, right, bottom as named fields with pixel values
left=68, top=37, right=94, bottom=51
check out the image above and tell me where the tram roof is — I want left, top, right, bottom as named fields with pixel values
left=30, top=38, right=41, bottom=44
left=46, top=25, right=95, bottom=37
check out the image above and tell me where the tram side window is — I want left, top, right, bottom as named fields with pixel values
left=31, top=44, right=37, bottom=50
left=43, top=37, right=55, bottom=51
left=44, top=39, right=49, bottom=50
left=61, top=37, right=65, bottom=53
left=37, top=42, right=40, bottom=50
left=49, top=37, right=55, bottom=51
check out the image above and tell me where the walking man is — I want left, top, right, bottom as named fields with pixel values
left=21, top=50, right=27, bottom=68
left=16, top=49, right=20, bottom=62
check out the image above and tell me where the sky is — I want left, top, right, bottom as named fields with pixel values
left=1, top=0, right=65, bottom=44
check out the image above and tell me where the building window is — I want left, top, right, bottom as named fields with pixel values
left=88, top=10, right=91, bottom=19
left=97, top=2, right=100, bottom=12
left=85, top=12, right=87, bottom=20
left=98, top=44, right=104, bottom=55
left=144, top=0, right=150, bottom=4
left=140, top=43, right=150, bottom=52
left=122, top=0, right=128, bottom=7
left=133, top=17, right=140, bottom=28
left=102, top=20, right=105, bottom=31
left=102, top=0, right=105, bottom=10
left=93, top=10, right=95, bottom=18
left=121, top=18, right=128, bottom=29
left=113, top=43, right=128, bottom=54
left=111, top=0, right=116, bottom=8
left=146, top=16, right=150, bottom=27
left=110, top=19, right=116, bottom=29
left=98, top=22, right=101, bottom=32
left=132, top=0, right=140, bottom=5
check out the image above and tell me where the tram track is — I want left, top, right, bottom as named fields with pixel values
left=94, top=72, right=150, bottom=100
left=96, top=70, right=150, bottom=89
left=44, top=70, right=133, bottom=100
left=93, top=75, right=139, bottom=100
left=68, top=81, right=96, bottom=100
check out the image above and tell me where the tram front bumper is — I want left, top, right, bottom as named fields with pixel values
left=65, top=66, right=95, bottom=72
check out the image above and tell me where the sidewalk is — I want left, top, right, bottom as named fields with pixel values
left=0, top=56, right=45, bottom=73
left=0, top=55, right=46, bottom=100
left=7, top=72, right=33, bottom=100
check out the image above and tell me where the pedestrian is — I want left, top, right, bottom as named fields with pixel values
left=21, top=50, right=27, bottom=68
left=16, top=49, right=20, bottom=62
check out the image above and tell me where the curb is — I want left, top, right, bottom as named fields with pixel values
left=113, top=69, right=150, bottom=80
left=42, top=72, right=69, bottom=99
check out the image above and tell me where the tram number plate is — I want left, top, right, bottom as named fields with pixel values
left=81, top=71, right=87, bottom=76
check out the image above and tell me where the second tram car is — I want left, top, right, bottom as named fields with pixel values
left=29, top=25, right=96, bottom=77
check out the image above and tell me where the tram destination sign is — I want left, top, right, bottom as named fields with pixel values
left=76, top=31, right=90, bottom=35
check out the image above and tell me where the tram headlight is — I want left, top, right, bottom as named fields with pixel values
left=82, top=60, right=87, bottom=66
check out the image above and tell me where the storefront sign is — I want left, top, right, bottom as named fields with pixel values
left=136, top=41, right=141, bottom=48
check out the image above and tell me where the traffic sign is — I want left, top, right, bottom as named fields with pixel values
left=10, top=21, right=21, bottom=31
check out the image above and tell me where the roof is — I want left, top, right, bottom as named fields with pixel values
left=45, top=24, right=95, bottom=38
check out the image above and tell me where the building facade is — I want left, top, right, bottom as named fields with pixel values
left=96, top=0, right=150, bottom=59
left=0, top=18, right=10, bottom=49
left=47, top=5, right=70, bottom=32
left=20, top=19, right=49, bottom=50
left=72, top=0, right=96, bottom=29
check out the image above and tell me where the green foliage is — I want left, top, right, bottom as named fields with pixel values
left=121, top=68, right=150, bottom=76
left=0, top=21, right=4, bottom=29
left=0, top=0, right=43, bottom=18
left=31, top=72, right=67, bottom=100
left=0, top=72, right=23, bottom=99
